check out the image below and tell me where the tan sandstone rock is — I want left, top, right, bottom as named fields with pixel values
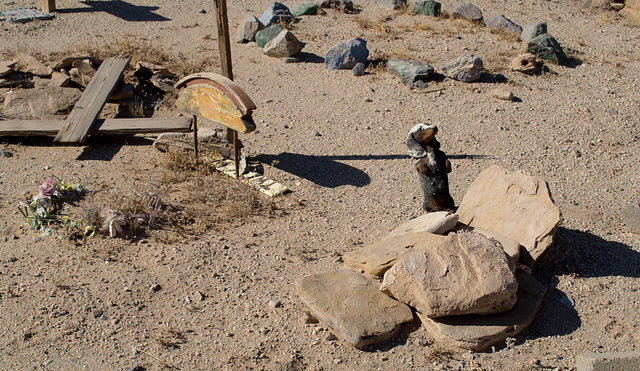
left=419, top=272, right=546, bottom=352
left=296, top=270, right=414, bottom=349
left=387, top=211, right=459, bottom=238
left=343, top=232, right=447, bottom=276
left=511, top=53, right=539, bottom=75
left=455, top=165, right=561, bottom=262
left=17, top=54, right=52, bottom=77
left=454, top=224, right=521, bottom=264
left=621, top=0, right=640, bottom=21
left=380, top=231, right=518, bottom=318
left=2, top=86, right=82, bottom=119
left=0, top=60, right=18, bottom=77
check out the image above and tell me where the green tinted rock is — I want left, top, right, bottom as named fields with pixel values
left=526, top=33, right=568, bottom=65
left=255, top=24, right=283, bottom=48
left=292, top=2, right=323, bottom=16
left=410, top=0, right=441, bottom=16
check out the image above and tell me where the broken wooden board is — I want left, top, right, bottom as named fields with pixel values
left=0, top=117, right=192, bottom=136
left=175, top=72, right=256, bottom=133
left=208, top=157, right=288, bottom=197
left=54, top=57, right=130, bottom=145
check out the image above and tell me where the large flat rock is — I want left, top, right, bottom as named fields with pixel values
left=381, top=231, right=518, bottom=317
left=1, top=86, right=82, bottom=119
left=387, top=211, right=458, bottom=238
left=296, top=270, right=414, bottom=349
left=343, top=232, right=447, bottom=276
left=455, top=165, right=561, bottom=262
left=419, top=272, right=546, bottom=352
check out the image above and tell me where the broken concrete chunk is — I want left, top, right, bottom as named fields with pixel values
left=381, top=231, right=518, bottom=317
left=455, top=165, right=561, bottom=262
left=297, top=270, right=414, bottom=349
left=343, top=231, right=447, bottom=276
left=419, top=272, right=545, bottom=352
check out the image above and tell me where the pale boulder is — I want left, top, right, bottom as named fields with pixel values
left=1, top=86, right=82, bottom=119
left=296, top=270, right=414, bottom=349
left=381, top=231, right=518, bottom=318
left=455, top=165, right=561, bottom=262
left=343, top=232, right=447, bottom=276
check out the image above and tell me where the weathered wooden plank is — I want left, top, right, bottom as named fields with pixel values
left=54, top=57, right=130, bottom=145
left=0, top=117, right=192, bottom=136
left=42, top=0, right=55, bottom=13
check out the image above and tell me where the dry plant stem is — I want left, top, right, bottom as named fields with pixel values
left=131, top=346, right=177, bottom=369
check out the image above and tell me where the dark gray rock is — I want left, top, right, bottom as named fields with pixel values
left=316, top=0, right=355, bottom=12
left=410, top=0, right=441, bottom=16
left=375, top=0, right=406, bottom=10
left=92, top=310, right=103, bottom=318
left=236, top=15, right=264, bottom=43
left=387, top=59, right=435, bottom=87
left=0, top=149, right=12, bottom=158
left=325, top=38, right=369, bottom=70
left=451, top=3, right=483, bottom=23
left=486, top=15, right=522, bottom=35
left=352, top=62, right=366, bottom=76
left=259, top=2, right=294, bottom=27
left=441, top=55, right=483, bottom=82
left=521, top=22, right=547, bottom=42
left=255, top=24, right=284, bottom=48
left=526, top=34, right=568, bottom=65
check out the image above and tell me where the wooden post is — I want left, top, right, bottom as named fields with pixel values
left=213, top=0, right=240, bottom=179
left=42, top=0, right=56, bottom=13
left=192, top=115, right=199, bottom=159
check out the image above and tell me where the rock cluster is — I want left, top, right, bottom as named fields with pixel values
left=299, top=165, right=559, bottom=351
left=234, top=0, right=569, bottom=84
left=0, top=55, right=178, bottom=120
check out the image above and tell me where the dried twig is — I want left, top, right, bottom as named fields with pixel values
left=131, top=346, right=178, bottom=369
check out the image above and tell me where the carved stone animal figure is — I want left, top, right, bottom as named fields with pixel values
left=407, top=124, right=454, bottom=212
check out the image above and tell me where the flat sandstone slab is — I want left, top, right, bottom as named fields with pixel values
left=387, top=211, right=458, bottom=238
left=381, top=231, right=518, bottom=317
left=455, top=165, right=561, bottom=262
left=296, top=270, right=414, bottom=349
left=343, top=232, right=447, bottom=276
left=419, top=272, right=546, bottom=352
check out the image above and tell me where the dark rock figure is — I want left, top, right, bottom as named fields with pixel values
left=407, top=124, right=455, bottom=212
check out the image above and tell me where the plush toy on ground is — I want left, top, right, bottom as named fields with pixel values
left=407, top=124, right=455, bottom=212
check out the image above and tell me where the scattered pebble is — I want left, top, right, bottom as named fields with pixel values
left=268, top=299, right=281, bottom=308
left=0, top=149, right=12, bottom=158
left=92, top=310, right=103, bottom=318
left=149, top=284, right=162, bottom=293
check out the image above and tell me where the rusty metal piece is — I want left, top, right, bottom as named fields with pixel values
left=175, top=72, right=256, bottom=134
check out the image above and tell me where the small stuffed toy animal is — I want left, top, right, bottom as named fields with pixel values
left=406, top=123, right=454, bottom=212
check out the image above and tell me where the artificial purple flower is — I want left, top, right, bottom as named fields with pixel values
left=38, top=178, right=58, bottom=199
